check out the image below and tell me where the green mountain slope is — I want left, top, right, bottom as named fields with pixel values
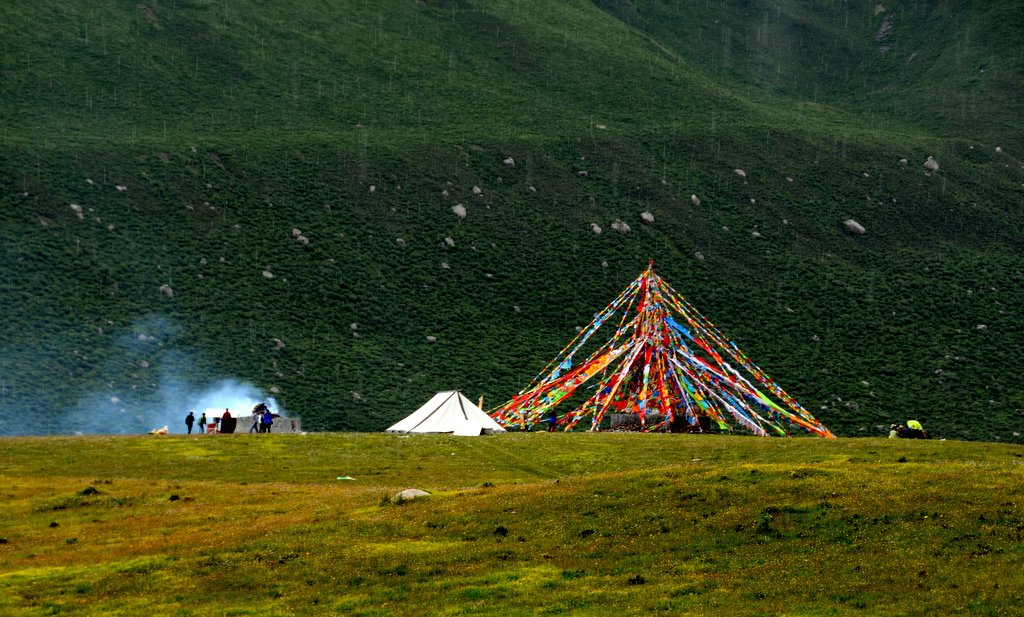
left=1, top=0, right=1023, bottom=439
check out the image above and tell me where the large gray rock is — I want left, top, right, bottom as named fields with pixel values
left=394, top=489, right=430, bottom=502
left=843, top=219, right=867, bottom=235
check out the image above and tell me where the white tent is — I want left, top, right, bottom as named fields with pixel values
left=386, top=391, right=506, bottom=436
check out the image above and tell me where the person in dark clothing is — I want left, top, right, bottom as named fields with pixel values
left=546, top=412, right=558, bottom=432
left=185, top=411, right=195, bottom=435
left=197, top=412, right=207, bottom=434
left=260, top=410, right=273, bottom=433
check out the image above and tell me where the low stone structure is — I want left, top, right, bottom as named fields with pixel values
left=610, top=413, right=716, bottom=433
left=214, top=415, right=302, bottom=434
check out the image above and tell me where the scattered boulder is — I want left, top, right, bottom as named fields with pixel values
left=261, top=268, right=275, bottom=279
left=924, top=156, right=939, bottom=172
left=503, top=157, right=515, bottom=167
left=441, top=189, right=449, bottom=198
left=577, top=170, right=589, bottom=177
left=444, top=237, right=455, bottom=247
left=899, top=158, right=908, bottom=166
left=976, top=324, right=987, bottom=331
left=115, top=185, right=128, bottom=192
left=350, top=323, right=359, bottom=331
left=86, top=178, right=94, bottom=186
left=875, top=15, right=894, bottom=53
left=452, top=204, right=467, bottom=219
left=440, top=262, right=450, bottom=269
left=369, top=185, right=376, bottom=193
left=425, top=335, right=437, bottom=343
left=640, top=211, right=655, bottom=224
left=291, top=228, right=303, bottom=237
left=590, top=223, right=602, bottom=234
left=995, top=146, right=1003, bottom=154
left=394, top=488, right=430, bottom=502
left=159, top=283, right=175, bottom=298
left=272, top=338, right=286, bottom=350
left=694, top=251, right=705, bottom=261
left=70, top=204, right=84, bottom=220
left=528, top=186, right=537, bottom=193
left=690, top=194, right=701, bottom=206
left=733, top=169, right=747, bottom=178
left=472, top=186, right=482, bottom=195
left=843, top=219, right=867, bottom=235
left=751, top=230, right=761, bottom=238
left=396, top=238, right=406, bottom=247
left=611, top=219, right=631, bottom=234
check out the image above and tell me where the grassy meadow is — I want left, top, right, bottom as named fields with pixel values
left=1, top=432, right=1022, bottom=615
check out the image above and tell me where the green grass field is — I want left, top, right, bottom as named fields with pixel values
left=2, top=433, right=1022, bottom=615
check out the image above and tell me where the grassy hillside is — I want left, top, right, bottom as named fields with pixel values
left=1, top=433, right=1022, bottom=615
left=593, top=0, right=1024, bottom=149
left=1, top=1, right=1023, bottom=439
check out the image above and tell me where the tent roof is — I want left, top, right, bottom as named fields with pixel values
left=386, top=391, right=506, bottom=436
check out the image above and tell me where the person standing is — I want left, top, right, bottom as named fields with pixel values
left=197, top=412, right=207, bottom=434
left=185, top=411, right=195, bottom=435
left=261, top=410, right=273, bottom=433
left=249, top=413, right=260, bottom=433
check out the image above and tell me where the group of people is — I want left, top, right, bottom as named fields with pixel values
left=889, top=420, right=930, bottom=439
left=184, top=411, right=205, bottom=434
left=249, top=403, right=275, bottom=433
left=183, top=405, right=274, bottom=435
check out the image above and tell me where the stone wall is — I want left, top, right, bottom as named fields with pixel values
left=210, top=416, right=302, bottom=434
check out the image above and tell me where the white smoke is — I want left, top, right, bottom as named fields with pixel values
left=62, top=374, right=287, bottom=436
left=10, top=314, right=291, bottom=435
left=184, top=379, right=283, bottom=424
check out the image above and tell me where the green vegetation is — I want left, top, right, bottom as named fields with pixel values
left=1, top=1, right=1023, bottom=439
left=1, top=433, right=1022, bottom=615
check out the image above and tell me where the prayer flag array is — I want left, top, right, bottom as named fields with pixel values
left=490, top=262, right=835, bottom=437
